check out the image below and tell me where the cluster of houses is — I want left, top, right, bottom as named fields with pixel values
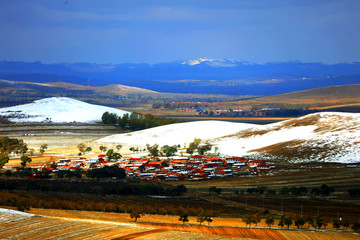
left=52, top=154, right=275, bottom=181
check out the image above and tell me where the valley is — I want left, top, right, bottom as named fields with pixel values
left=0, top=91, right=360, bottom=240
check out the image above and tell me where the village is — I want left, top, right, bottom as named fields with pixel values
left=33, top=153, right=276, bottom=181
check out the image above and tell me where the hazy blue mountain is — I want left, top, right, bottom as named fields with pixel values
left=1, top=59, right=360, bottom=95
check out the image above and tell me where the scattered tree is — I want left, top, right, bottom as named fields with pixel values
left=284, top=215, right=293, bottom=229
left=197, top=143, right=212, bottom=155
left=99, top=145, right=107, bottom=153
left=197, top=214, right=205, bottom=225
left=209, top=186, right=222, bottom=195
left=0, top=153, right=9, bottom=168
left=305, top=216, right=314, bottom=229
left=278, top=215, right=286, bottom=229
left=295, top=217, right=305, bottom=230
left=39, top=144, right=48, bottom=155
left=146, top=144, right=159, bottom=157
left=315, top=215, right=324, bottom=230
left=352, top=223, right=360, bottom=232
left=333, top=219, right=341, bottom=230
left=161, top=145, right=178, bottom=157
left=342, top=220, right=350, bottom=230
left=77, top=143, right=87, bottom=154
left=205, top=216, right=213, bottom=225
left=265, top=214, right=274, bottom=228
left=280, top=187, right=289, bottom=195
left=252, top=213, right=262, bottom=227
left=20, top=155, right=32, bottom=168
left=186, top=138, right=201, bottom=155
left=320, top=184, right=334, bottom=196
left=86, top=147, right=92, bottom=153
left=130, top=209, right=142, bottom=222
left=0, top=137, right=28, bottom=167
left=179, top=213, right=189, bottom=224
left=242, top=214, right=254, bottom=228
left=116, top=144, right=122, bottom=152
left=106, top=149, right=122, bottom=161
left=129, top=147, right=139, bottom=153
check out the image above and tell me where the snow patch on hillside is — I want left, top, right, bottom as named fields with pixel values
left=0, top=208, right=35, bottom=217
left=0, top=97, right=130, bottom=123
left=215, top=125, right=317, bottom=156
left=0, top=208, right=36, bottom=224
left=96, top=120, right=255, bottom=147
left=214, top=112, right=360, bottom=163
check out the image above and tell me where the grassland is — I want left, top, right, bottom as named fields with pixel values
left=213, top=84, right=360, bottom=110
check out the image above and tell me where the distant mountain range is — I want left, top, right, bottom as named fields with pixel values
left=1, top=59, right=360, bottom=95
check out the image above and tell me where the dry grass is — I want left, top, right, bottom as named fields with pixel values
left=310, top=103, right=360, bottom=110
left=2, top=207, right=359, bottom=240
left=0, top=208, right=152, bottom=240
left=277, top=229, right=360, bottom=240
left=216, top=84, right=360, bottom=109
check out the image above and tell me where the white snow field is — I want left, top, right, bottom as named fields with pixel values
left=96, top=120, right=255, bottom=147
left=97, top=112, right=360, bottom=163
left=0, top=97, right=130, bottom=123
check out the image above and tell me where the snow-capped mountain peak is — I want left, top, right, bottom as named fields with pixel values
left=181, top=58, right=215, bottom=66
left=181, top=58, right=240, bottom=67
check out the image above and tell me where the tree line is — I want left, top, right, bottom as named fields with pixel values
left=0, top=178, right=188, bottom=196
left=242, top=211, right=360, bottom=232
left=244, top=184, right=335, bottom=197
left=0, top=191, right=218, bottom=217
left=101, top=112, right=181, bottom=131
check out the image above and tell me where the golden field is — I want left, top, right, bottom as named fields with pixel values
left=0, top=207, right=358, bottom=240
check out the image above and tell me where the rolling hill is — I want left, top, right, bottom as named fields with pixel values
left=214, top=84, right=360, bottom=110
left=96, top=112, right=360, bottom=163
left=0, top=97, right=129, bottom=123
left=0, top=79, right=158, bottom=96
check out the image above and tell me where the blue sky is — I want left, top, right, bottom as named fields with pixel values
left=1, top=0, right=360, bottom=64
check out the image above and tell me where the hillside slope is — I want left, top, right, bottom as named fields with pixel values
left=216, top=84, right=360, bottom=109
left=0, top=97, right=129, bottom=123
left=96, top=112, right=360, bottom=163
left=0, top=79, right=158, bottom=95
left=214, top=112, right=360, bottom=163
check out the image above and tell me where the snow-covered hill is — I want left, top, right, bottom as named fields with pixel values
left=214, top=112, right=360, bottom=163
left=0, top=97, right=129, bottom=123
left=96, top=112, right=360, bottom=163
left=96, top=120, right=254, bottom=147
